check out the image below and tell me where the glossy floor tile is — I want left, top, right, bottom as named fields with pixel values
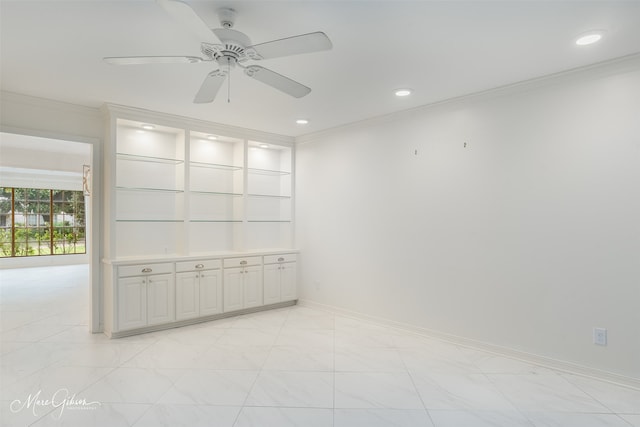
left=1, top=265, right=638, bottom=427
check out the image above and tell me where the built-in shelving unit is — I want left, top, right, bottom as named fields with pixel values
left=101, top=104, right=298, bottom=339
left=103, top=105, right=295, bottom=259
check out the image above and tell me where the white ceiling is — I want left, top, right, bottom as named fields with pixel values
left=1, top=1, right=639, bottom=137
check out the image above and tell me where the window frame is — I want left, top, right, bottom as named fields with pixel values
left=0, top=187, right=87, bottom=257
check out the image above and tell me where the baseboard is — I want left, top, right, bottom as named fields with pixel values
left=107, top=300, right=297, bottom=339
left=298, top=299, right=640, bottom=390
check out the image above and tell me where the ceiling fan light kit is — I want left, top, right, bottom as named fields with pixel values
left=104, top=2, right=332, bottom=104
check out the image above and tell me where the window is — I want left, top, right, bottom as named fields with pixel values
left=0, top=187, right=86, bottom=257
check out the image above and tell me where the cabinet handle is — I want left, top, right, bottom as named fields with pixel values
left=278, top=257, right=285, bottom=262
left=141, top=268, right=152, bottom=273
left=240, top=260, right=247, bottom=265
left=195, top=264, right=204, bottom=269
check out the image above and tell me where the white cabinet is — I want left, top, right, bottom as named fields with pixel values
left=223, top=257, right=263, bottom=312
left=175, top=260, right=223, bottom=320
left=117, top=276, right=147, bottom=331
left=175, top=272, right=199, bottom=320
left=244, top=266, right=263, bottom=308
left=199, top=269, right=223, bottom=316
left=263, top=254, right=297, bottom=305
left=280, top=263, right=297, bottom=301
left=116, top=263, right=175, bottom=331
left=147, top=274, right=175, bottom=326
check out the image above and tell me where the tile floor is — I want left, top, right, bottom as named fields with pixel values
left=1, top=265, right=639, bottom=426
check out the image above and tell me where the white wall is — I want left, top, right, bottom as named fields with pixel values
left=295, top=56, right=640, bottom=380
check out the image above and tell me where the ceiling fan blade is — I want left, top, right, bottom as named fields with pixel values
left=104, top=56, right=203, bottom=65
left=156, top=0, right=218, bottom=44
left=246, top=32, right=332, bottom=60
left=244, top=65, right=311, bottom=98
left=194, top=70, right=227, bottom=103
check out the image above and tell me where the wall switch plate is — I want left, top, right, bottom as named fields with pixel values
left=593, top=327, right=607, bottom=346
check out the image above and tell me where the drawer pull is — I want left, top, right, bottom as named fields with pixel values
left=278, top=257, right=285, bottom=262
left=141, top=268, right=152, bottom=273
left=240, top=260, right=247, bottom=265
left=195, top=264, right=204, bottom=269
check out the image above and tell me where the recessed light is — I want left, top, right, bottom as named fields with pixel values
left=141, top=124, right=155, bottom=130
left=259, top=144, right=270, bottom=149
left=206, top=135, right=217, bottom=140
left=576, top=31, right=603, bottom=46
left=296, top=119, right=309, bottom=125
left=394, top=89, right=412, bottom=97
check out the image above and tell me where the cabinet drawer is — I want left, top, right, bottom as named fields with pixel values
left=263, top=253, right=297, bottom=264
left=119, top=262, right=173, bottom=277
left=176, top=259, right=221, bottom=272
left=223, top=256, right=262, bottom=268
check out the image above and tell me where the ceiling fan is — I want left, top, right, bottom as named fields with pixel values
left=104, top=0, right=332, bottom=103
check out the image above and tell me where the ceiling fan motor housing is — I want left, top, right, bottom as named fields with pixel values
left=202, top=27, right=253, bottom=65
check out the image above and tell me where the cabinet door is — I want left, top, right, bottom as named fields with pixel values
left=263, top=263, right=281, bottom=305
left=224, top=268, right=244, bottom=312
left=117, top=276, right=147, bottom=331
left=280, top=262, right=297, bottom=301
left=200, top=269, right=223, bottom=316
left=176, top=272, right=199, bottom=321
left=244, top=265, right=264, bottom=309
left=147, top=273, right=175, bottom=326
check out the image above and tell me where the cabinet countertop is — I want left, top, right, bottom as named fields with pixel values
left=103, top=248, right=299, bottom=266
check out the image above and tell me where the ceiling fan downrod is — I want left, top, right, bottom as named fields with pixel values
left=227, top=57, right=231, bottom=103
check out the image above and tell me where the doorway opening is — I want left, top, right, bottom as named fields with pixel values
left=0, top=131, right=99, bottom=333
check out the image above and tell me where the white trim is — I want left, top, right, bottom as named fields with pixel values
left=296, top=52, right=640, bottom=145
left=0, top=166, right=83, bottom=191
left=0, top=126, right=103, bottom=335
left=0, top=255, right=88, bottom=269
left=0, top=91, right=102, bottom=120
left=102, top=103, right=294, bottom=146
left=107, top=300, right=296, bottom=339
left=298, top=299, right=640, bottom=390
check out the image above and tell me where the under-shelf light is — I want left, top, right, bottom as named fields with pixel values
left=259, top=143, right=270, bottom=149
left=206, top=135, right=217, bottom=140
left=141, top=124, right=155, bottom=130
left=296, top=119, right=309, bottom=125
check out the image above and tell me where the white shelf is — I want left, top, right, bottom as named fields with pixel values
left=190, top=190, right=243, bottom=197
left=117, top=153, right=184, bottom=165
left=116, top=219, right=183, bottom=223
left=188, top=220, right=243, bottom=223
left=247, top=194, right=291, bottom=199
left=248, top=168, right=290, bottom=176
left=190, top=161, right=242, bottom=171
left=117, top=186, right=184, bottom=193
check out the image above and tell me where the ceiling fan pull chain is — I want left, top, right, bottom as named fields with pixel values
left=227, top=57, right=231, bottom=103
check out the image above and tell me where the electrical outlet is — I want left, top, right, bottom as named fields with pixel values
left=593, top=327, right=607, bottom=346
